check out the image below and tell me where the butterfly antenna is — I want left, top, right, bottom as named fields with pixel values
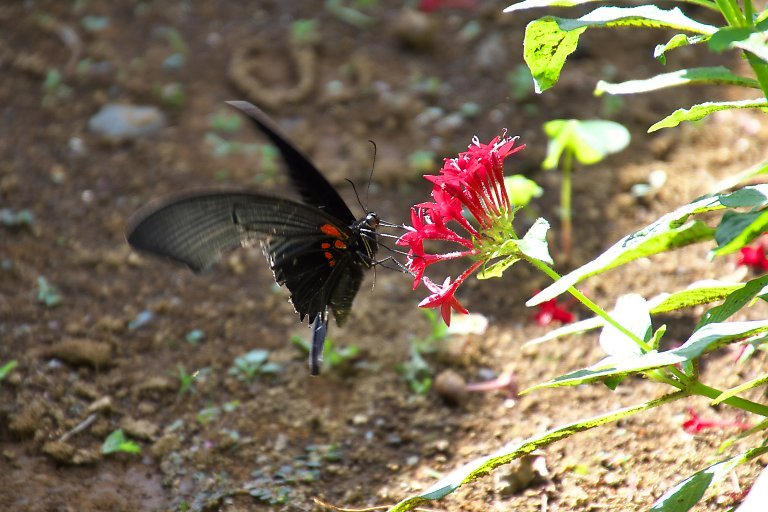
left=366, top=140, right=377, bottom=206
left=345, top=178, right=368, bottom=214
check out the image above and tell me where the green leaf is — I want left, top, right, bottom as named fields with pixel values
left=528, top=220, right=715, bottom=307
left=101, top=429, right=141, bottom=455
left=696, top=274, right=768, bottom=329
left=543, top=119, right=630, bottom=168
left=387, top=395, right=676, bottom=511
left=649, top=98, right=768, bottom=132
left=477, top=256, right=519, bottom=279
left=518, top=217, right=553, bottom=264
left=719, top=185, right=768, bottom=208
left=505, top=174, right=543, bottom=207
left=523, top=6, right=716, bottom=92
left=595, top=67, right=760, bottom=96
left=708, top=26, right=768, bottom=62
left=650, top=282, right=743, bottom=314
left=0, top=360, right=18, bottom=381
left=524, top=18, right=585, bottom=93
left=529, top=187, right=768, bottom=306
left=654, top=34, right=708, bottom=64
left=525, top=320, right=768, bottom=391
left=524, top=282, right=742, bottom=346
left=650, top=446, right=768, bottom=512
left=712, top=209, right=768, bottom=256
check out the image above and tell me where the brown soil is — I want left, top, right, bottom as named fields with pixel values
left=2, top=2, right=767, bottom=511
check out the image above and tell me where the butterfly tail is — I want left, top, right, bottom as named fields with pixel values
left=310, top=313, right=328, bottom=376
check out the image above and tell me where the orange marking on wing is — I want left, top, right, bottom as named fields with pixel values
left=320, top=223, right=343, bottom=238
left=334, top=240, right=347, bottom=249
left=324, top=251, right=334, bottom=260
left=321, top=242, right=331, bottom=249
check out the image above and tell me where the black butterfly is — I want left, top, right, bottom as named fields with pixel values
left=126, top=101, right=379, bottom=375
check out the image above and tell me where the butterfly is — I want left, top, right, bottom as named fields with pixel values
left=126, top=101, right=379, bottom=375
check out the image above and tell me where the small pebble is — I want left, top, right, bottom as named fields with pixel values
left=88, top=104, right=166, bottom=140
left=433, top=369, right=467, bottom=405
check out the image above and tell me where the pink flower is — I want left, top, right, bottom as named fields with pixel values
left=682, top=408, right=751, bottom=434
left=534, top=297, right=575, bottom=326
left=398, top=133, right=525, bottom=325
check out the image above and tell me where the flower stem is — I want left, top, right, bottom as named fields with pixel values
left=560, top=149, right=573, bottom=262
left=529, top=259, right=687, bottom=388
left=690, top=381, right=768, bottom=417
left=531, top=260, right=651, bottom=352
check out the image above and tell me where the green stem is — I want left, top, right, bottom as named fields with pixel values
left=690, top=382, right=768, bottom=417
left=532, top=260, right=651, bottom=352
left=677, top=0, right=722, bottom=11
left=560, top=149, right=573, bottom=261
left=529, top=260, right=689, bottom=388
left=744, top=0, right=754, bottom=24
left=713, top=0, right=746, bottom=26
left=746, top=53, right=768, bottom=98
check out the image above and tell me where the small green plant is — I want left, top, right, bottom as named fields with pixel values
left=396, top=344, right=433, bottom=395
left=0, top=208, right=35, bottom=227
left=228, top=349, right=282, bottom=381
left=0, top=360, right=18, bottom=382
left=36, top=276, right=62, bottom=307
left=208, top=111, right=242, bottom=133
left=185, top=329, right=204, bottom=345
left=101, top=429, right=141, bottom=455
left=175, top=364, right=210, bottom=395
left=542, top=119, right=630, bottom=260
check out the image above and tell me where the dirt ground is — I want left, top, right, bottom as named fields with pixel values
left=2, top=2, right=767, bottom=511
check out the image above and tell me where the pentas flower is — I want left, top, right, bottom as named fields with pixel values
left=682, top=408, right=751, bottom=434
left=397, top=132, right=525, bottom=325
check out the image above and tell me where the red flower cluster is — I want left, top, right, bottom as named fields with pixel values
left=533, top=297, right=575, bottom=326
left=736, top=233, right=768, bottom=270
left=737, top=246, right=768, bottom=270
left=682, top=408, right=751, bottom=434
left=397, top=133, right=525, bottom=325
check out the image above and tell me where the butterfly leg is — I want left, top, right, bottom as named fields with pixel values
left=310, top=313, right=329, bottom=376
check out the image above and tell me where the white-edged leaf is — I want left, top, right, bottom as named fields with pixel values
left=523, top=6, right=717, bottom=92
left=649, top=98, right=768, bottom=132
left=595, top=67, right=760, bottom=96
left=504, top=0, right=601, bottom=13
left=529, top=186, right=768, bottom=307
left=525, top=320, right=768, bottom=391
left=599, top=294, right=650, bottom=357
left=524, top=282, right=743, bottom=346
left=734, top=462, right=768, bottom=512
left=708, top=26, right=768, bottom=63
left=651, top=447, right=768, bottom=512
left=654, top=34, right=708, bottom=64
left=387, top=397, right=673, bottom=511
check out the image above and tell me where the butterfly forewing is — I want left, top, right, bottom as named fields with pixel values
left=226, top=101, right=356, bottom=224
left=127, top=191, right=362, bottom=325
